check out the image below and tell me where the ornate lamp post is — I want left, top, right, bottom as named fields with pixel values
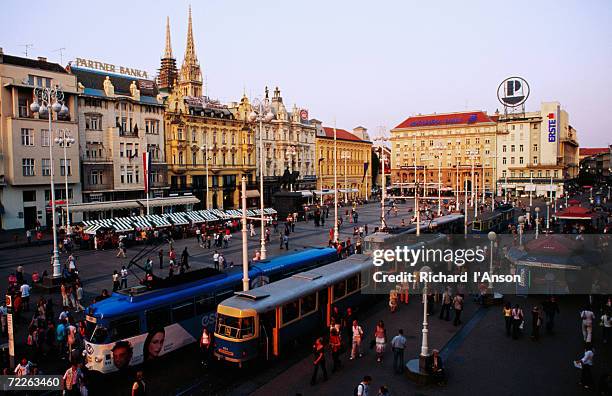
left=466, top=149, right=478, bottom=208
left=535, top=206, right=541, bottom=239
left=199, top=145, right=212, bottom=210
left=419, top=266, right=432, bottom=368
left=248, top=99, right=274, bottom=260
left=55, top=130, right=75, bottom=233
left=487, top=231, right=497, bottom=290
left=433, top=143, right=444, bottom=216
left=341, top=150, right=350, bottom=204
left=518, top=215, right=525, bottom=246
left=30, top=86, right=69, bottom=279
left=374, top=132, right=389, bottom=230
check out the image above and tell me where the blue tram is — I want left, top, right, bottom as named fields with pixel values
left=214, top=255, right=374, bottom=365
left=83, top=247, right=337, bottom=373
left=471, top=204, right=515, bottom=234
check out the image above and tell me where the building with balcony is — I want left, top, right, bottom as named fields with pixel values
left=232, top=87, right=317, bottom=205
left=314, top=123, right=372, bottom=201
left=0, top=50, right=81, bottom=230
left=70, top=64, right=168, bottom=220
left=390, top=111, right=498, bottom=196
left=496, top=102, right=580, bottom=198
left=161, top=7, right=256, bottom=210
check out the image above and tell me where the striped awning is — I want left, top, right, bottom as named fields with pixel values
left=83, top=224, right=102, bottom=234
left=163, top=213, right=189, bottom=225
left=149, top=214, right=172, bottom=228
left=198, top=210, right=218, bottom=221
left=184, top=211, right=206, bottom=224
left=131, top=216, right=153, bottom=229
left=113, top=217, right=134, bottom=232
left=225, top=210, right=242, bottom=219
left=210, top=209, right=230, bottom=219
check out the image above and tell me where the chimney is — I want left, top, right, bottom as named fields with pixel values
left=38, top=56, right=47, bottom=62
left=0, top=47, right=3, bottom=63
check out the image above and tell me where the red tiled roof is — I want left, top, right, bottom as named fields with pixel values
left=579, top=148, right=608, bottom=156
left=322, top=127, right=367, bottom=142
left=394, top=111, right=495, bottom=129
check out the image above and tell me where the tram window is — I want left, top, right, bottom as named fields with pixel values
left=241, top=317, right=254, bottom=338
left=146, top=307, right=171, bottom=332
left=282, top=301, right=299, bottom=324
left=215, top=289, right=234, bottom=304
left=110, top=316, right=140, bottom=341
left=172, top=300, right=195, bottom=322
left=195, top=295, right=215, bottom=314
left=333, top=280, right=346, bottom=301
left=473, top=221, right=481, bottom=231
left=347, top=275, right=359, bottom=294
left=300, top=293, right=317, bottom=316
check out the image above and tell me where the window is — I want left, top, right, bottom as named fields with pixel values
left=110, top=316, right=140, bottom=341
left=300, top=293, right=317, bottom=316
left=519, top=157, right=524, bottom=164
left=22, top=191, right=36, bottom=202
left=146, top=307, right=171, bottom=332
left=21, top=128, right=34, bottom=146
left=195, top=295, right=215, bottom=315
left=178, top=151, right=184, bottom=165
left=41, top=158, right=51, bottom=176
left=120, top=143, right=124, bottom=157
left=502, top=145, right=506, bottom=153
left=22, top=158, right=35, bottom=176
left=282, top=301, right=299, bottom=324
left=475, top=138, right=480, bottom=144
left=127, top=166, right=134, bottom=184
left=554, top=170, right=558, bottom=178
left=333, top=280, right=347, bottom=301
left=502, top=157, right=506, bottom=165
left=60, top=159, right=72, bottom=176
left=191, top=128, right=197, bottom=142
left=533, top=144, right=538, bottom=152
left=510, top=157, right=515, bottom=165
left=85, top=114, right=101, bottom=130
left=126, top=144, right=133, bottom=158
left=347, top=274, right=360, bottom=294
left=177, top=128, right=184, bottom=140
left=192, top=151, right=197, bottom=165
left=533, top=156, right=538, bottom=165
left=41, top=129, right=50, bottom=146
left=546, top=170, right=550, bottom=177
left=519, top=145, right=524, bottom=152
left=502, top=170, right=506, bottom=177
left=511, top=145, right=515, bottom=152
left=172, top=300, right=195, bottom=322
left=90, top=170, right=103, bottom=185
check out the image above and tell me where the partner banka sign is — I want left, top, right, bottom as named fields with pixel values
left=497, top=77, right=530, bottom=107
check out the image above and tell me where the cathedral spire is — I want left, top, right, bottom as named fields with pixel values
left=184, top=5, right=197, bottom=64
left=179, top=5, right=203, bottom=97
left=163, top=16, right=173, bottom=59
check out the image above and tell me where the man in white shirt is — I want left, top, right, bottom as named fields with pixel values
left=601, top=312, right=612, bottom=344
left=391, top=329, right=407, bottom=373
left=356, top=375, right=372, bottom=396
left=213, top=251, right=220, bottom=271
left=14, top=358, right=31, bottom=376
left=575, top=343, right=594, bottom=390
left=580, top=307, right=595, bottom=342
left=20, top=282, right=31, bottom=311
left=350, top=320, right=364, bottom=360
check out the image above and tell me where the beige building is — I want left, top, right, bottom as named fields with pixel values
left=0, top=50, right=80, bottom=230
left=496, top=102, right=579, bottom=198
left=70, top=64, right=168, bottom=219
left=390, top=111, right=498, bottom=196
left=231, top=87, right=317, bottom=203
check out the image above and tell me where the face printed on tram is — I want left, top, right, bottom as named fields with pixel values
left=144, top=328, right=166, bottom=360
left=112, top=341, right=133, bottom=370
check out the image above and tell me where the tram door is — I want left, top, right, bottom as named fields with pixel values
left=259, top=310, right=275, bottom=360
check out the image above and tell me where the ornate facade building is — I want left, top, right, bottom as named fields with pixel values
left=161, top=7, right=256, bottom=209
left=390, top=111, right=498, bottom=196
left=314, top=122, right=372, bottom=201
left=232, top=87, right=316, bottom=205
left=71, top=63, right=168, bottom=218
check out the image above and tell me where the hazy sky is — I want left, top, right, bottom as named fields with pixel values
left=2, top=0, right=610, bottom=146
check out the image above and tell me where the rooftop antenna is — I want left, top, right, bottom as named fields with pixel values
left=53, top=48, right=66, bottom=64
left=21, top=44, right=33, bottom=57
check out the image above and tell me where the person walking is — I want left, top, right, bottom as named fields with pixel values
left=355, top=375, right=372, bottom=396
left=218, top=253, right=226, bottom=270
left=439, top=287, right=451, bottom=321
left=213, top=250, right=220, bottom=271
left=20, top=282, right=31, bottom=311
left=120, top=266, right=128, bottom=289
left=391, top=329, right=407, bottom=374
left=181, top=247, right=190, bottom=270
left=131, top=370, right=146, bottom=396
left=542, top=296, right=560, bottom=334
left=329, top=328, right=342, bottom=372
left=75, top=282, right=85, bottom=312
left=62, top=362, right=83, bottom=396
left=601, top=310, right=612, bottom=344
left=310, top=337, right=328, bottom=385
left=452, top=293, right=464, bottom=326
left=112, top=271, right=120, bottom=292
left=169, top=248, right=177, bottom=265
left=581, top=306, right=595, bottom=343
left=531, top=305, right=542, bottom=341
left=158, top=249, right=164, bottom=269
left=374, top=320, right=386, bottom=363
left=200, top=327, right=211, bottom=367
left=195, top=228, right=202, bottom=245
left=575, top=343, right=594, bottom=390
left=350, top=319, right=364, bottom=360
left=283, top=234, right=289, bottom=250
left=503, top=302, right=513, bottom=337
left=511, top=304, right=524, bottom=340
left=116, top=239, right=126, bottom=258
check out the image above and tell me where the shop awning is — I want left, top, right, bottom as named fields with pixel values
left=244, top=190, right=260, bottom=198
left=338, top=188, right=359, bottom=193
left=297, top=190, right=313, bottom=197
left=140, top=196, right=200, bottom=207
left=313, top=190, right=336, bottom=195
left=69, top=200, right=141, bottom=213
left=163, top=213, right=189, bottom=225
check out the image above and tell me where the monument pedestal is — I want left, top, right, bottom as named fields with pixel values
left=35, top=276, right=63, bottom=293
left=406, top=355, right=434, bottom=385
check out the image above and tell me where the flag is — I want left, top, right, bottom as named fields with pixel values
left=362, top=162, right=369, bottom=182
left=142, top=151, right=151, bottom=193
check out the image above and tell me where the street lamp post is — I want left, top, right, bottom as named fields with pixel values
left=464, top=179, right=468, bottom=235
left=487, top=231, right=496, bottom=291
left=546, top=201, right=551, bottom=231
left=466, top=150, right=477, bottom=208
left=333, top=124, right=339, bottom=242
left=55, top=130, right=75, bottom=233
left=241, top=177, right=249, bottom=291
left=529, top=172, right=533, bottom=207
left=341, top=151, right=350, bottom=204
left=535, top=206, right=541, bottom=239
left=199, top=145, right=211, bottom=210
left=504, top=173, right=508, bottom=204
left=30, top=86, right=69, bottom=279
left=248, top=99, right=274, bottom=260
left=455, top=158, right=460, bottom=213
left=319, top=158, right=324, bottom=206
left=419, top=266, right=432, bottom=368
left=374, top=132, right=389, bottom=230
left=518, top=215, right=525, bottom=246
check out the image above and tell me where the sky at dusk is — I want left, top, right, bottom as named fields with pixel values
left=1, top=0, right=610, bottom=146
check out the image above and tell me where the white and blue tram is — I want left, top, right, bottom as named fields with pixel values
left=83, top=247, right=337, bottom=373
